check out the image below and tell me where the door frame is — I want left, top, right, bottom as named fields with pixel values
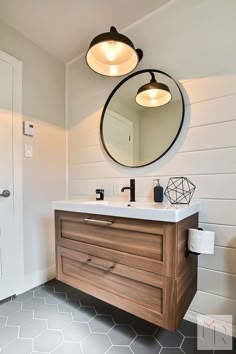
left=0, top=50, right=24, bottom=295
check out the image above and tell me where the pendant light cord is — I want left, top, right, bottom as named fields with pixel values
left=149, top=71, right=156, bottom=83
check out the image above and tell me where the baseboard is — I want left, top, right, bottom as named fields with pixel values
left=17, top=265, right=56, bottom=295
left=184, top=310, right=236, bottom=337
left=184, top=309, right=198, bottom=324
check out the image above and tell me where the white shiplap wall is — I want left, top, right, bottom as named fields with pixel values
left=67, top=0, right=236, bottom=330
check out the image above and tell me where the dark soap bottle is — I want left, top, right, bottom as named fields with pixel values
left=153, top=179, right=163, bottom=203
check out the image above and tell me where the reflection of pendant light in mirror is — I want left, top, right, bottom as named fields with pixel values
left=86, top=26, right=143, bottom=77
left=135, top=71, right=172, bottom=107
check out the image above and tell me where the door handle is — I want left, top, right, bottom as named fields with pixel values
left=0, top=190, right=11, bottom=198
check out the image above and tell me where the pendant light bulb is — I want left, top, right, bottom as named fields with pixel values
left=136, top=72, right=172, bottom=107
left=86, top=26, right=143, bottom=77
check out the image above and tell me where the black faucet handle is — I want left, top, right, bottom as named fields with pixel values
left=130, top=179, right=135, bottom=202
left=130, top=178, right=135, bottom=186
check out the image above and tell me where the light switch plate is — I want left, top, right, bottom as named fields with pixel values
left=25, top=144, right=33, bottom=158
left=23, top=121, right=34, bottom=136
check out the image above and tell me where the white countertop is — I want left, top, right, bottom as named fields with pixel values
left=52, top=200, right=200, bottom=223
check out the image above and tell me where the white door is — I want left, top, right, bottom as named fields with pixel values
left=0, top=51, right=23, bottom=300
left=104, top=110, right=133, bottom=165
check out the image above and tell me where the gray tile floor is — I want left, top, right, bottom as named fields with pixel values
left=0, top=279, right=235, bottom=354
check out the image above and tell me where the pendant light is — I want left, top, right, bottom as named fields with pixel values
left=135, top=71, right=172, bottom=107
left=86, top=26, right=143, bottom=77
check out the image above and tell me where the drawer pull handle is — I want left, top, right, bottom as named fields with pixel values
left=86, top=258, right=115, bottom=271
left=84, top=218, right=113, bottom=226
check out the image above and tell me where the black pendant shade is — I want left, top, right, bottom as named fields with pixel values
left=136, top=71, right=172, bottom=107
left=86, top=26, right=143, bottom=77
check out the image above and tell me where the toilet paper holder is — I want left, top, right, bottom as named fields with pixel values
left=185, top=228, right=203, bottom=258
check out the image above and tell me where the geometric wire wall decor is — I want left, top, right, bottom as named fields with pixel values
left=164, top=177, right=196, bottom=204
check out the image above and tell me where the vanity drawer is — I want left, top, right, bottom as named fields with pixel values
left=57, top=246, right=164, bottom=317
left=55, top=210, right=177, bottom=277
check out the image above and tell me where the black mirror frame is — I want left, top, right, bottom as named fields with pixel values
left=100, top=69, right=185, bottom=168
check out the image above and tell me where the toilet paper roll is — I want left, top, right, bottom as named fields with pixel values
left=188, top=228, right=215, bottom=254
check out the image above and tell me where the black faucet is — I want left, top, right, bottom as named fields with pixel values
left=121, top=179, right=135, bottom=202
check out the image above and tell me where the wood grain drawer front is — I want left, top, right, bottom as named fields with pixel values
left=58, top=246, right=163, bottom=314
left=55, top=211, right=172, bottom=276
left=61, top=219, right=163, bottom=260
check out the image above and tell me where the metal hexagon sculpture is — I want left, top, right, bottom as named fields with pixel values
left=164, top=177, right=196, bottom=204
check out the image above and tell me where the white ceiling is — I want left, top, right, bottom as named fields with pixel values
left=0, top=0, right=170, bottom=62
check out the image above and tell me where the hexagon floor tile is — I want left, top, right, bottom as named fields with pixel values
left=0, top=279, right=235, bottom=353
left=155, top=328, right=184, bottom=347
left=12, top=290, right=34, bottom=303
left=131, top=316, right=158, bottom=335
left=161, top=349, right=184, bottom=354
left=108, top=324, right=136, bottom=345
left=106, top=347, right=133, bottom=354
left=89, top=314, right=114, bottom=333
left=112, top=309, right=134, bottom=325
left=67, top=288, right=86, bottom=300
left=0, top=301, right=21, bottom=316
left=34, top=330, right=63, bottom=352
left=0, top=326, right=18, bottom=347
left=51, top=342, right=82, bottom=354
left=81, top=333, right=111, bottom=354
left=34, top=287, right=55, bottom=298
left=34, top=304, right=58, bottom=319
left=57, top=298, right=80, bottom=313
left=130, top=335, right=162, bottom=354
left=45, top=292, right=66, bottom=305
left=1, top=338, right=32, bottom=354
left=47, top=312, right=73, bottom=330
left=19, top=318, right=47, bottom=338
left=181, top=337, right=214, bottom=353
left=0, top=316, right=6, bottom=328
left=63, top=322, right=90, bottom=342
left=72, top=306, right=96, bottom=322
left=22, top=297, right=45, bottom=310
left=7, top=309, right=33, bottom=326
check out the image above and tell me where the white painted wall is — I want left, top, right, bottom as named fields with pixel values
left=67, top=0, right=236, bottom=328
left=0, top=20, right=66, bottom=291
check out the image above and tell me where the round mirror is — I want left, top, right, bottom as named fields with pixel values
left=100, top=69, right=184, bottom=167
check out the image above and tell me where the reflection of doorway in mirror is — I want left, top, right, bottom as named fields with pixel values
left=139, top=101, right=181, bottom=164
left=104, top=109, right=133, bottom=165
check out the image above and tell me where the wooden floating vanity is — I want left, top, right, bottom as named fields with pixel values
left=54, top=201, right=199, bottom=331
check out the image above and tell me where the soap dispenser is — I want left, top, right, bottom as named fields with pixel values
left=153, top=178, right=163, bottom=203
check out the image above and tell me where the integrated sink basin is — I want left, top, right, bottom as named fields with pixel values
left=79, top=201, right=151, bottom=207
left=52, top=199, right=200, bottom=222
